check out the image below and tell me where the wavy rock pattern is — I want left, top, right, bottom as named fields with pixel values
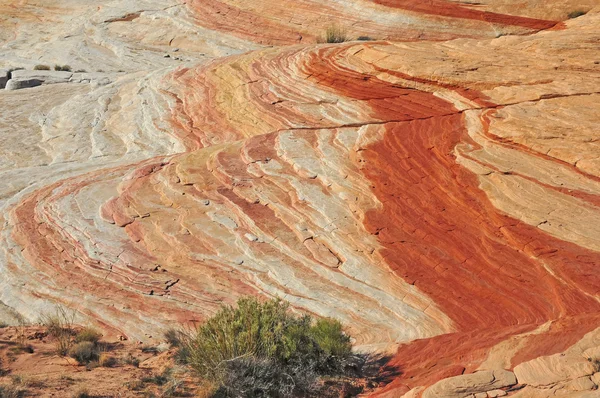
left=1, top=0, right=600, bottom=395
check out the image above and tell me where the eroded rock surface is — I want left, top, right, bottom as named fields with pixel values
left=1, top=0, right=599, bottom=396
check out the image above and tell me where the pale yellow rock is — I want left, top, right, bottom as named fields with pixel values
left=513, top=354, right=597, bottom=387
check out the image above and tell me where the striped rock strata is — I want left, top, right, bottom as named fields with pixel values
left=1, top=0, right=600, bottom=396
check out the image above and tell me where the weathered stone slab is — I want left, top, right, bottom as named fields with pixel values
left=423, top=370, right=517, bottom=398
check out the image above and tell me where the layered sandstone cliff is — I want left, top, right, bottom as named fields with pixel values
left=1, top=1, right=599, bottom=396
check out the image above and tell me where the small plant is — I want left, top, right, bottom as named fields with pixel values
left=123, top=354, right=140, bottom=368
left=125, top=380, right=145, bottom=391
left=0, top=322, right=8, bottom=328
left=140, top=344, right=160, bottom=354
left=33, top=65, right=51, bottom=71
left=41, top=306, right=76, bottom=356
left=72, top=387, right=92, bottom=398
left=54, top=65, right=72, bottom=72
left=99, top=353, right=117, bottom=368
left=164, top=328, right=185, bottom=347
left=568, top=10, right=587, bottom=19
left=356, top=36, right=374, bottom=41
left=68, top=341, right=99, bottom=364
left=74, top=327, right=102, bottom=344
left=0, top=384, right=26, bottom=398
left=318, top=25, right=348, bottom=44
left=141, top=368, right=172, bottom=386
left=74, top=69, right=87, bottom=73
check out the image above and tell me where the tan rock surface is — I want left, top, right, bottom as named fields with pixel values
left=1, top=0, right=599, bottom=396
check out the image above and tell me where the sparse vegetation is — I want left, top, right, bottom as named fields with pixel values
left=123, top=353, right=141, bottom=368
left=174, top=297, right=354, bottom=397
left=41, top=306, right=76, bottom=356
left=318, top=25, right=348, bottom=44
left=33, top=65, right=51, bottom=71
left=0, top=384, right=26, bottom=398
left=68, top=341, right=99, bottom=364
left=356, top=36, right=374, bottom=41
left=72, top=387, right=92, bottom=398
left=74, top=327, right=102, bottom=344
left=568, top=10, right=587, bottom=19
left=54, top=65, right=72, bottom=72
left=99, top=352, right=118, bottom=368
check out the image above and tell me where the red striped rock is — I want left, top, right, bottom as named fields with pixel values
left=1, top=0, right=600, bottom=396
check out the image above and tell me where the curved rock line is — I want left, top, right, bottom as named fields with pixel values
left=2, top=2, right=599, bottom=396
left=186, top=0, right=560, bottom=45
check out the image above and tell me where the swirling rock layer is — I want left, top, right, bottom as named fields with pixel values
left=1, top=0, right=600, bottom=395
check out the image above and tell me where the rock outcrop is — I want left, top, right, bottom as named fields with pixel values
left=1, top=0, right=599, bottom=396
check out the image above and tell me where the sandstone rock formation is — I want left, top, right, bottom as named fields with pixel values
left=1, top=0, right=599, bottom=396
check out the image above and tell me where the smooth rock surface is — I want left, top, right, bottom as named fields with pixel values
left=1, top=0, right=599, bottom=396
left=422, top=370, right=516, bottom=398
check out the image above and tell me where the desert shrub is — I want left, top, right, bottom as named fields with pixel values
left=41, top=307, right=76, bottom=356
left=72, top=388, right=91, bottom=398
left=318, top=25, right=347, bottom=43
left=68, top=341, right=99, bottom=364
left=0, top=384, right=26, bottom=398
left=142, top=368, right=172, bottom=386
left=141, top=344, right=160, bottom=354
left=568, top=10, right=587, bottom=18
left=99, top=353, right=117, bottom=368
left=54, top=65, right=72, bottom=72
left=356, top=36, right=374, bottom=41
left=212, top=356, right=318, bottom=398
left=123, top=354, right=140, bottom=367
left=164, top=328, right=185, bottom=348
left=177, top=297, right=353, bottom=396
left=74, top=327, right=102, bottom=344
left=33, top=65, right=50, bottom=71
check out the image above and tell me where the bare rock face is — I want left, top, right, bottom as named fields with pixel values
left=0, top=69, right=8, bottom=89
left=1, top=0, right=600, bottom=396
left=5, top=70, right=72, bottom=90
left=422, top=369, right=516, bottom=398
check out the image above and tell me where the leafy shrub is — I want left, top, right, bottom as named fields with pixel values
left=568, top=10, right=586, bottom=18
left=68, top=342, right=99, bottom=364
left=33, top=65, right=50, bottom=71
left=75, top=327, right=102, bottom=344
left=54, top=65, right=72, bottom=72
left=177, top=297, right=353, bottom=396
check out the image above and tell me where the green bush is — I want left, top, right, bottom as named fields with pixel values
left=68, top=342, right=99, bottom=364
left=33, top=65, right=51, bottom=71
left=74, top=327, right=102, bottom=344
left=177, top=297, right=353, bottom=396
